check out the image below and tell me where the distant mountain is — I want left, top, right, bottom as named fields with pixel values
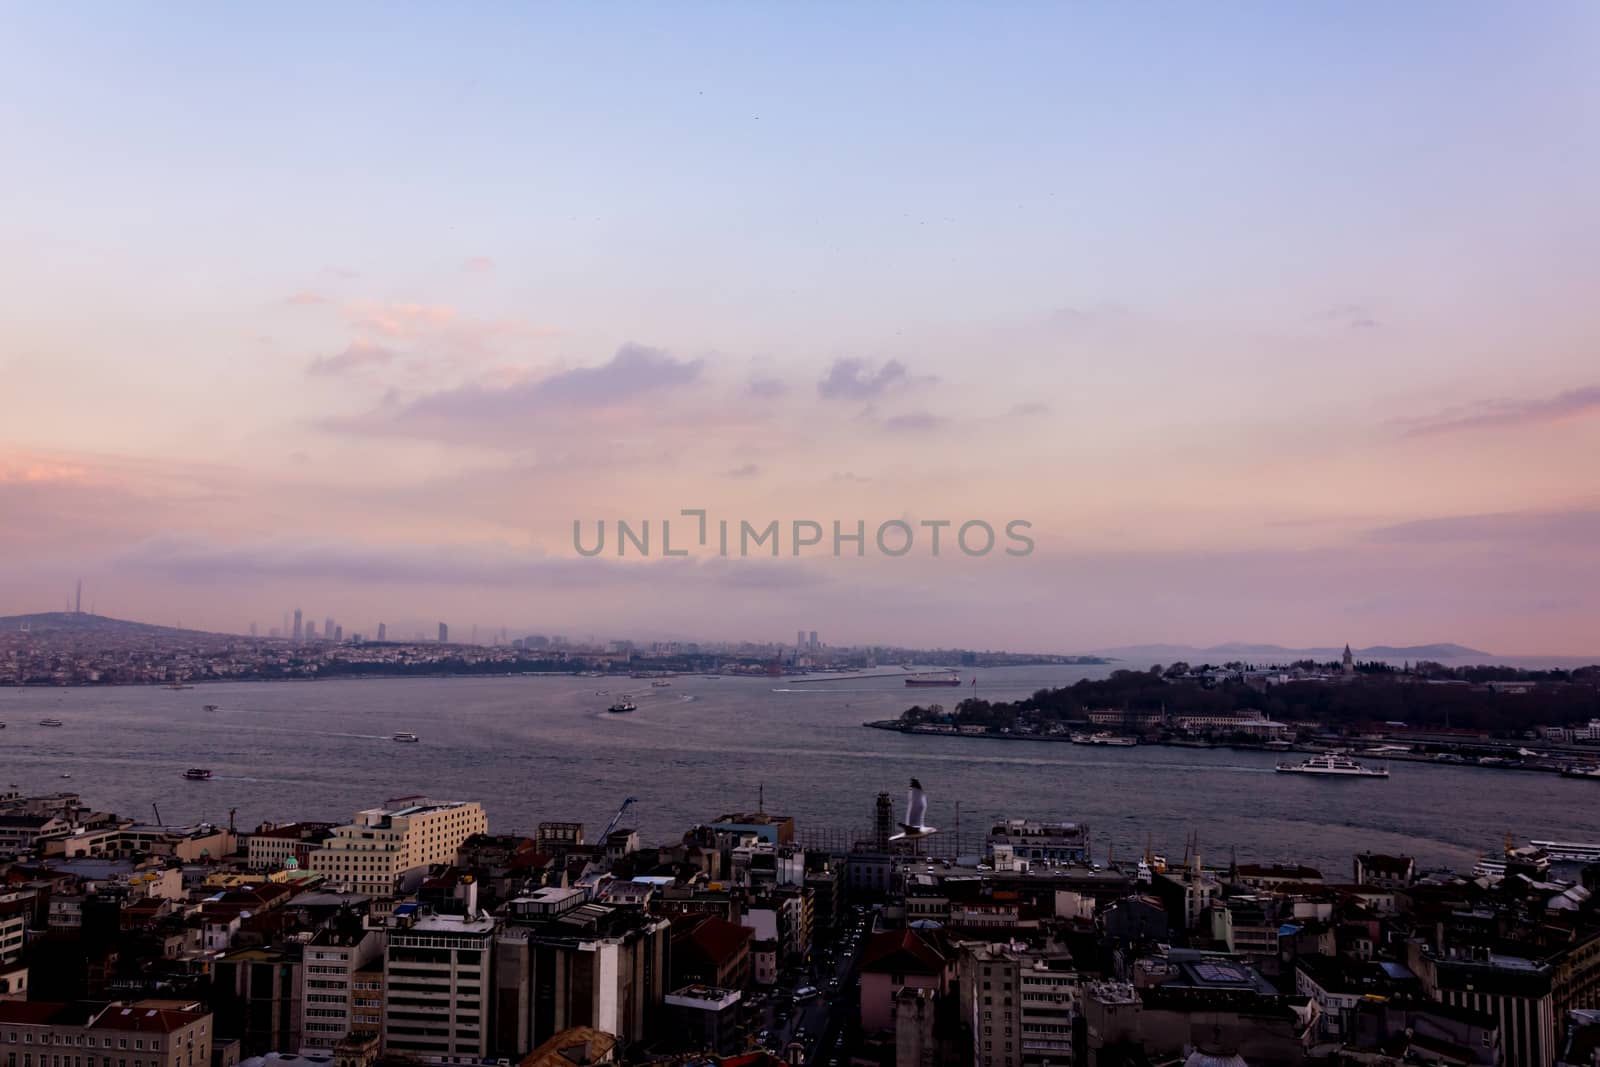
left=1092, top=640, right=1493, bottom=664
left=0, top=612, right=226, bottom=638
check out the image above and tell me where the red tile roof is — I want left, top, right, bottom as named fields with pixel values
left=92, top=1007, right=207, bottom=1034
left=860, top=929, right=949, bottom=975
left=674, top=915, right=753, bottom=966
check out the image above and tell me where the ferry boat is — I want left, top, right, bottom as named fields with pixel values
left=652, top=680, right=672, bottom=687
left=182, top=768, right=213, bottom=780
left=39, top=718, right=63, bottom=727
left=1090, top=732, right=1137, bottom=746
left=1530, top=840, right=1600, bottom=864
left=1276, top=752, right=1388, bottom=777
left=203, top=704, right=219, bottom=712
left=607, top=700, right=637, bottom=714
left=905, top=673, right=962, bottom=688
left=1560, top=765, right=1600, bottom=780
left=392, top=732, right=421, bottom=743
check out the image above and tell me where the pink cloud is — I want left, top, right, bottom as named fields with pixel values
left=284, top=290, right=329, bottom=306
left=347, top=301, right=458, bottom=339
left=462, top=256, right=495, bottom=273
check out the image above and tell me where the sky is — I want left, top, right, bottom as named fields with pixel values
left=3, top=4, right=1599, bottom=654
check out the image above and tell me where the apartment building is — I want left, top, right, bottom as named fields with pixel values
left=300, top=927, right=384, bottom=1054
left=308, top=800, right=487, bottom=897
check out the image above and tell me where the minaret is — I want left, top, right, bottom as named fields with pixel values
left=1342, top=644, right=1355, bottom=675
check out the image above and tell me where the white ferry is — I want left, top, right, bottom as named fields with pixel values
left=1276, top=752, right=1388, bottom=777
left=1530, top=840, right=1600, bottom=864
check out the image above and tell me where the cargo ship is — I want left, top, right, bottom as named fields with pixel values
left=905, top=673, right=962, bottom=688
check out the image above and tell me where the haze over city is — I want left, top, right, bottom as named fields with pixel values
left=5, top=5, right=1600, bottom=653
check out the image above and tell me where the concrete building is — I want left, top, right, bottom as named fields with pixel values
left=383, top=906, right=497, bottom=1064
left=492, top=903, right=672, bottom=1055
left=213, top=946, right=304, bottom=1057
left=349, top=959, right=384, bottom=1040
left=894, top=987, right=942, bottom=1067
left=963, top=943, right=1022, bottom=1067
left=0, top=894, right=28, bottom=964
left=308, top=799, right=487, bottom=896
left=300, top=925, right=384, bottom=1053
left=663, top=985, right=743, bottom=1055
left=963, top=943, right=1081, bottom=1067
left=1425, top=951, right=1557, bottom=1067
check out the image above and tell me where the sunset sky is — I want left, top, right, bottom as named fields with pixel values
left=4, top=4, right=1599, bottom=653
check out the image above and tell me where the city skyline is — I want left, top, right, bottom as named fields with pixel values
left=4, top=5, right=1600, bottom=653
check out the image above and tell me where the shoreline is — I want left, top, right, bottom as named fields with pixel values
left=862, top=720, right=1600, bottom=778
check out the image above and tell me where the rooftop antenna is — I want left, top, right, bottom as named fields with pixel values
left=152, top=802, right=162, bottom=827
left=229, top=807, right=237, bottom=833
left=758, top=783, right=764, bottom=815
left=75, top=580, right=82, bottom=615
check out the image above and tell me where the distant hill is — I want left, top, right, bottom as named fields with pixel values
left=1093, top=641, right=1492, bottom=663
left=0, top=612, right=226, bottom=638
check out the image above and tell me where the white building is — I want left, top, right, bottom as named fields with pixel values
left=383, top=907, right=497, bottom=1064
left=987, top=820, right=1089, bottom=864
left=308, top=799, right=487, bottom=896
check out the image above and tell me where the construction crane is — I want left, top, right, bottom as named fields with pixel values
left=600, top=797, right=639, bottom=842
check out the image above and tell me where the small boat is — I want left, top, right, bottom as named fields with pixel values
left=1276, top=752, right=1388, bottom=777
left=39, top=718, right=63, bottom=727
left=1560, top=765, right=1600, bottom=780
left=652, top=679, right=672, bottom=687
left=183, top=768, right=213, bottom=780
left=607, top=700, right=637, bottom=714
left=392, top=732, right=421, bottom=743
left=60, top=773, right=71, bottom=779
left=203, top=704, right=219, bottom=712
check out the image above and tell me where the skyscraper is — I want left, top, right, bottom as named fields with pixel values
left=809, top=630, right=819, bottom=650
left=797, top=629, right=806, bottom=650
left=305, top=620, right=317, bottom=640
left=325, top=617, right=335, bottom=641
left=292, top=609, right=303, bottom=643
left=334, top=625, right=343, bottom=642
left=377, top=622, right=387, bottom=642
left=438, top=622, right=449, bottom=643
